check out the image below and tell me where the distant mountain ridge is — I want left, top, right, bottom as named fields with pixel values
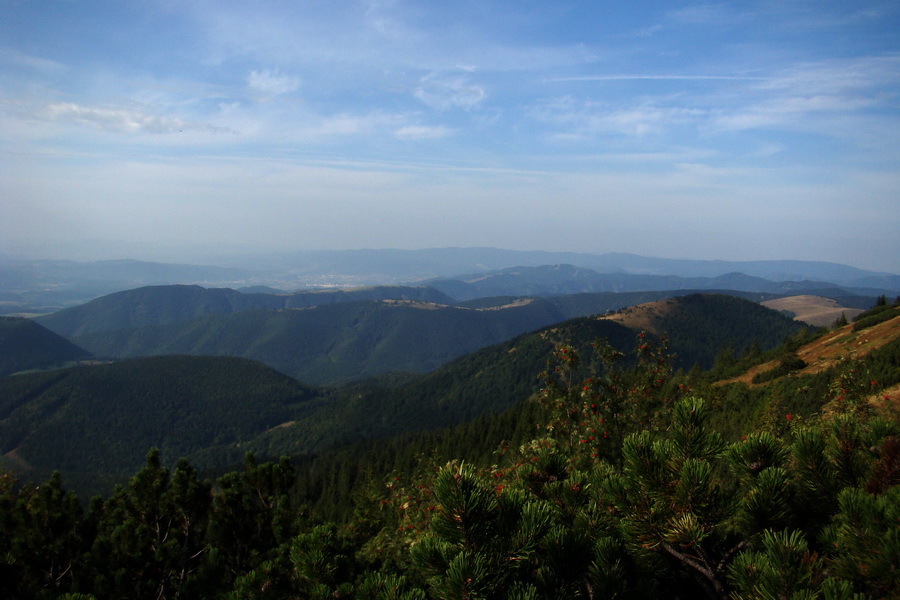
left=422, top=263, right=879, bottom=300
left=3, top=248, right=897, bottom=315
left=218, top=248, right=899, bottom=287
left=36, top=284, right=453, bottom=337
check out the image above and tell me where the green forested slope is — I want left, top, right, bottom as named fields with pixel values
left=0, top=316, right=91, bottom=376
left=66, top=293, right=808, bottom=384
left=35, top=285, right=267, bottom=336
left=1, top=294, right=819, bottom=496
left=0, top=355, right=323, bottom=489
left=237, top=316, right=640, bottom=463
left=0, top=316, right=637, bottom=494
left=2, top=313, right=897, bottom=600
left=0, top=297, right=816, bottom=492
left=69, top=299, right=568, bottom=384
left=638, top=293, right=816, bottom=368
left=36, top=283, right=454, bottom=337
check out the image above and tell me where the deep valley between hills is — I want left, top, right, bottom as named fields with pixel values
left=1, top=252, right=898, bottom=599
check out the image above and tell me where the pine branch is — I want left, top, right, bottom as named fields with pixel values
left=658, top=540, right=727, bottom=600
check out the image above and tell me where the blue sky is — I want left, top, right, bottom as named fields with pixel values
left=2, top=0, right=899, bottom=272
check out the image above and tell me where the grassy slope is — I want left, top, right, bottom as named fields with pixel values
left=720, top=312, right=900, bottom=386
left=761, top=294, right=865, bottom=327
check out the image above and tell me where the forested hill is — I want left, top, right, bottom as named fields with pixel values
left=36, top=283, right=454, bottom=337
left=67, top=298, right=568, bottom=385
left=600, top=293, right=816, bottom=368
left=0, top=319, right=637, bottom=497
left=0, top=355, right=323, bottom=490
left=0, top=316, right=91, bottom=376
left=1, top=294, right=815, bottom=498
left=33, top=281, right=812, bottom=385
left=2, top=302, right=898, bottom=599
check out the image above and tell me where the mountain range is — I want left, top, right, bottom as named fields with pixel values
left=1, top=292, right=825, bottom=496
left=422, top=263, right=884, bottom=301
left=3, top=248, right=897, bottom=315
left=2, top=246, right=896, bottom=498
left=32, top=282, right=816, bottom=385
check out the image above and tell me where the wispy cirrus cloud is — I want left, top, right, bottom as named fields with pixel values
left=394, top=125, right=453, bottom=140
left=247, top=69, right=301, bottom=96
left=711, top=55, right=900, bottom=132
left=41, top=102, right=231, bottom=135
left=534, top=96, right=705, bottom=138
left=543, top=74, right=767, bottom=83
left=758, top=54, right=900, bottom=95
left=414, top=73, right=485, bottom=110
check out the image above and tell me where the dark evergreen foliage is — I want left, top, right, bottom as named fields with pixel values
left=0, top=317, right=91, bottom=376
left=2, top=293, right=898, bottom=599
left=1, top=326, right=898, bottom=599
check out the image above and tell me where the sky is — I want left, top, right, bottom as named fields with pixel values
left=1, top=0, right=899, bottom=273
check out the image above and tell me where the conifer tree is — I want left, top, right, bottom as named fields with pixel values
left=727, top=529, right=862, bottom=600
left=603, top=397, right=738, bottom=600
left=411, top=461, right=554, bottom=599
left=5, top=471, right=85, bottom=599
left=822, top=484, right=900, bottom=597
left=90, top=449, right=212, bottom=600
left=207, top=453, right=297, bottom=580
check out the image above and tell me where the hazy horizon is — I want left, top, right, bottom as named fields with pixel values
left=2, top=1, right=899, bottom=273
left=2, top=243, right=898, bottom=279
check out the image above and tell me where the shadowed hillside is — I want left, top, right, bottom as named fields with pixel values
left=68, top=298, right=568, bottom=384
left=0, top=355, right=323, bottom=491
left=0, top=316, right=91, bottom=376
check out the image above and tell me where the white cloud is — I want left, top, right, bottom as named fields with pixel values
left=394, top=125, right=453, bottom=139
left=41, top=102, right=228, bottom=134
left=534, top=97, right=705, bottom=137
left=247, top=69, right=300, bottom=96
left=710, top=55, right=900, bottom=132
left=414, top=74, right=486, bottom=110
left=759, top=55, right=900, bottom=96
left=712, top=96, right=878, bottom=131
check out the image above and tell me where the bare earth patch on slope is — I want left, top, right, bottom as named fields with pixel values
left=761, top=295, right=864, bottom=327
left=597, top=297, right=679, bottom=335
left=381, top=299, right=447, bottom=310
